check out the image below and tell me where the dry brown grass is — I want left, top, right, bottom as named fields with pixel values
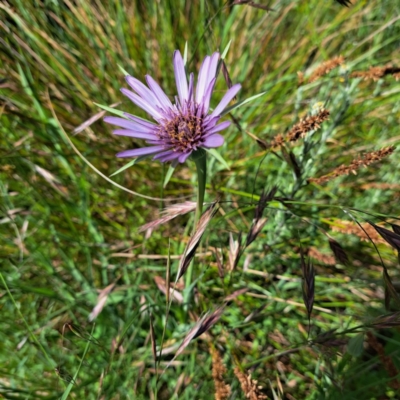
left=269, top=109, right=330, bottom=148
left=309, top=55, right=345, bottom=83
left=330, top=220, right=386, bottom=244
left=209, top=345, right=231, bottom=400
left=233, top=367, right=268, bottom=399
left=351, top=65, right=400, bottom=81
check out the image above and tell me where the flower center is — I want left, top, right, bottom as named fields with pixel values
left=159, top=109, right=204, bottom=152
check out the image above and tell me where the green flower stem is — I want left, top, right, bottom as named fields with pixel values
left=193, top=150, right=207, bottom=227
left=184, top=150, right=207, bottom=306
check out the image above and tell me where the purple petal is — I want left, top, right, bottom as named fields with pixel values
left=113, top=129, right=157, bottom=140
left=104, top=116, right=155, bottom=133
left=195, top=56, right=210, bottom=103
left=206, top=52, right=219, bottom=91
left=125, top=76, right=160, bottom=108
left=117, top=145, right=166, bottom=158
left=124, top=113, right=158, bottom=128
left=204, top=116, right=220, bottom=129
left=210, top=83, right=241, bottom=118
left=201, top=77, right=216, bottom=114
left=156, top=151, right=181, bottom=162
left=145, top=75, right=173, bottom=110
left=204, top=120, right=230, bottom=136
left=187, top=73, right=194, bottom=103
left=121, top=88, right=163, bottom=120
left=178, top=152, right=192, bottom=163
left=173, top=50, right=188, bottom=105
left=153, top=150, right=176, bottom=160
left=203, top=134, right=224, bottom=148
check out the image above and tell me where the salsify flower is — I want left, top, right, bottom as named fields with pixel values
left=104, top=50, right=241, bottom=165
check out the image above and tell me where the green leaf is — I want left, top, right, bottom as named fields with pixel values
left=221, top=91, right=267, bottom=116
left=118, top=64, right=130, bottom=76
left=347, top=332, right=364, bottom=357
left=17, top=63, right=46, bottom=121
left=94, top=102, right=126, bottom=117
left=60, top=325, right=94, bottom=399
left=204, top=148, right=230, bottom=170
left=109, top=159, right=137, bottom=177
left=109, top=155, right=150, bottom=177
left=163, top=164, right=176, bottom=188
left=221, top=40, right=232, bottom=60
left=183, top=42, right=188, bottom=66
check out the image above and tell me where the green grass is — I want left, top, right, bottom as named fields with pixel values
left=1, top=0, right=400, bottom=398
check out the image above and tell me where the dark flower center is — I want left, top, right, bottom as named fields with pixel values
left=159, top=110, right=204, bottom=152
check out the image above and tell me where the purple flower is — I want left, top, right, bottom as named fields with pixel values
left=105, top=50, right=241, bottom=165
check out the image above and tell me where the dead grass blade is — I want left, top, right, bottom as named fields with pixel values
left=176, top=202, right=218, bottom=280
left=88, top=281, right=116, bottom=322
left=221, top=60, right=233, bottom=90
left=154, top=276, right=183, bottom=304
left=149, top=313, right=157, bottom=371
left=73, top=102, right=121, bottom=135
left=224, top=288, right=248, bottom=302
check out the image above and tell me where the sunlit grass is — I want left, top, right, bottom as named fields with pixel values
left=1, top=0, right=400, bottom=398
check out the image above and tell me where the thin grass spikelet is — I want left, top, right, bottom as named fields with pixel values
left=228, top=232, right=243, bottom=271
left=328, top=238, right=350, bottom=266
left=309, top=146, right=395, bottom=184
left=246, top=187, right=277, bottom=246
left=313, top=329, right=348, bottom=348
left=164, top=306, right=225, bottom=371
left=301, top=251, right=315, bottom=324
left=369, top=223, right=400, bottom=253
left=176, top=202, right=218, bottom=280
left=138, top=201, right=197, bottom=233
left=309, top=55, right=345, bottom=83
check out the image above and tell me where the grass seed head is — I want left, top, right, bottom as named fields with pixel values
left=309, top=146, right=394, bottom=184
left=309, top=56, right=345, bottom=82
